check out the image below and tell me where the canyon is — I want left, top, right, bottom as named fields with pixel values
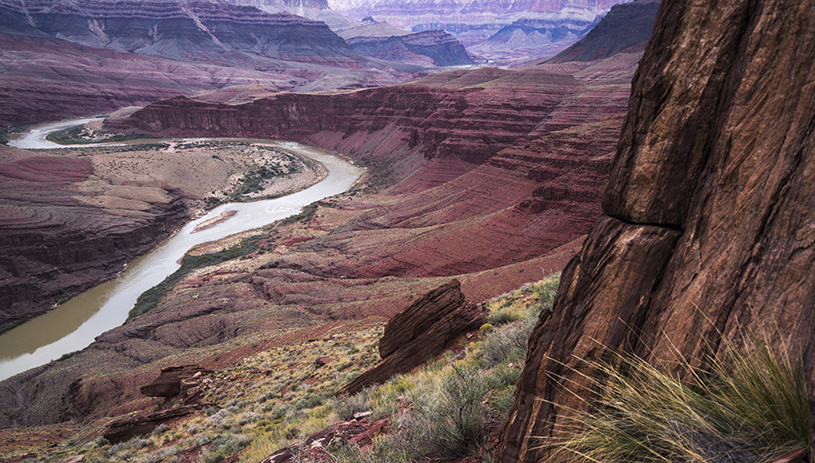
left=0, top=0, right=434, bottom=127
left=0, top=39, right=641, bottom=432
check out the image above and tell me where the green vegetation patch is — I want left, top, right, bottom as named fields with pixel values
left=128, top=234, right=266, bottom=320
left=44, top=124, right=154, bottom=145
left=0, top=124, right=30, bottom=145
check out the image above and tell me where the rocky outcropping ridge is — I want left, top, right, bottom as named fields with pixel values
left=547, top=0, right=660, bottom=63
left=337, top=280, right=486, bottom=396
left=348, top=30, right=473, bottom=66
left=0, top=152, right=190, bottom=332
left=499, top=0, right=815, bottom=461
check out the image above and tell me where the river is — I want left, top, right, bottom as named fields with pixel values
left=0, top=119, right=365, bottom=381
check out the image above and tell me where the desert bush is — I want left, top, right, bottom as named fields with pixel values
left=408, top=362, right=490, bottom=457
left=106, top=437, right=153, bottom=457
left=202, top=433, right=251, bottom=463
left=329, top=388, right=373, bottom=421
left=555, top=333, right=812, bottom=462
left=480, top=318, right=534, bottom=367
left=369, top=376, right=415, bottom=420
left=207, top=409, right=233, bottom=428
left=327, top=434, right=414, bottom=463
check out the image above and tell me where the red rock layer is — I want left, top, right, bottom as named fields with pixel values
left=499, top=0, right=815, bottom=461
left=0, top=54, right=638, bottom=428
left=0, top=149, right=191, bottom=332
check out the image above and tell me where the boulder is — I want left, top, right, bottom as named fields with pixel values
left=139, top=365, right=212, bottom=398
left=499, top=0, right=815, bottom=461
left=103, top=405, right=198, bottom=444
left=337, top=279, right=487, bottom=396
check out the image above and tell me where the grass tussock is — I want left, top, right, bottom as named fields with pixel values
left=554, top=332, right=812, bottom=463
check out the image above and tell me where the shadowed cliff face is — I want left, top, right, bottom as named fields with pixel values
left=499, top=0, right=815, bottom=461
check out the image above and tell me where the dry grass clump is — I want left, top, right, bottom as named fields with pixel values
left=554, top=333, right=812, bottom=463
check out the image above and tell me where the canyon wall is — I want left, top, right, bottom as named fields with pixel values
left=0, top=0, right=423, bottom=127
left=0, top=149, right=194, bottom=332
left=499, top=0, right=815, bottom=461
left=3, top=53, right=639, bottom=428
left=111, top=62, right=628, bottom=192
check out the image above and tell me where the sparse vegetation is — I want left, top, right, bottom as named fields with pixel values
left=45, top=124, right=154, bottom=145
left=553, top=332, right=812, bottom=463
left=0, top=124, right=30, bottom=145
left=129, top=232, right=268, bottom=319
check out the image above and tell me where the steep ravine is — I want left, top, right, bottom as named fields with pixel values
left=498, top=0, right=815, bottom=461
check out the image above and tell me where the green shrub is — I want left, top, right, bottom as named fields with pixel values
left=327, top=434, right=414, bottom=463
left=480, top=318, right=534, bottom=367
left=408, top=362, right=489, bottom=457
left=329, top=388, right=373, bottom=421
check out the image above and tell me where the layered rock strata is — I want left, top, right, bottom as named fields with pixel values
left=0, top=151, right=191, bottom=332
left=0, top=0, right=359, bottom=66
left=0, top=0, right=424, bottom=127
left=348, top=30, right=473, bottom=66
left=499, top=0, right=815, bottom=461
left=337, top=279, right=487, bottom=396
left=0, top=52, right=639, bottom=428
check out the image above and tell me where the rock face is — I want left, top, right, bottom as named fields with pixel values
left=1, top=0, right=358, bottom=66
left=499, top=0, right=815, bottom=461
left=139, top=365, right=213, bottom=398
left=337, top=280, right=487, bottom=396
left=547, top=0, right=660, bottom=63
left=103, top=406, right=200, bottom=444
left=0, top=152, right=190, bottom=332
left=348, top=30, right=473, bottom=66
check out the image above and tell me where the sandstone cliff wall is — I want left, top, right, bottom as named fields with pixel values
left=111, top=65, right=617, bottom=192
left=499, top=0, right=815, bottom=461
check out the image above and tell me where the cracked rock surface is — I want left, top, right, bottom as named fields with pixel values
left=499, top=0, right=815, bottom=461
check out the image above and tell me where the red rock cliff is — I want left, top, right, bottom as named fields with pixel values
left=499, top=0, right=815, bottom=461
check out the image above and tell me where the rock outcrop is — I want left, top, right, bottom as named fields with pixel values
left=0, top=151, right=191, bottom=332
left=499, top=0, right=815, bottom=461
left=348, top=30, right=473, bottom=66
left=139, top=365, right=213, bottom=398
left=103, top=405, right=200, bottom=444
left=547, top=0, right=660, bottom=63
left=337, top=280, right=487, bottom=396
